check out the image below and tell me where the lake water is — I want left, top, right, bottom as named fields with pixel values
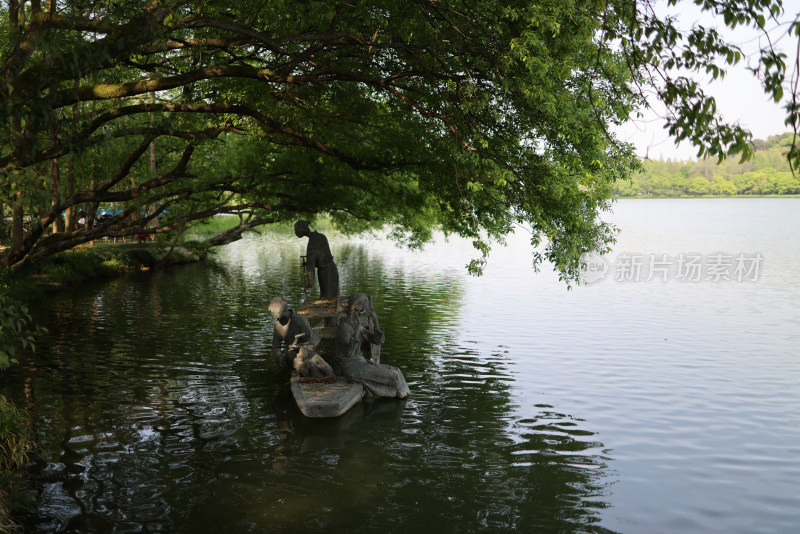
left=2, top=198, right=799, bottom=533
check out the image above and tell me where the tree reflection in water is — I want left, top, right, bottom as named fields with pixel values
left=0, top=232, right=614, bottom=533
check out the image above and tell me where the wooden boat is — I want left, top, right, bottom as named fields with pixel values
left=290, top=374, right=365, bottom=418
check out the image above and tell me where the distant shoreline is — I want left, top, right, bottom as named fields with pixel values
left=612, top=194, right=800, bottom=199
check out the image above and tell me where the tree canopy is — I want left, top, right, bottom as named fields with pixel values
left=1, top=0, right=797, bottom=282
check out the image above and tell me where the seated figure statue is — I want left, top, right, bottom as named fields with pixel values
left=270, top=295, right=317, bottom=372
left=334, top=293, right=410, bottom=399
left=292, top=342, right=335, bottom=379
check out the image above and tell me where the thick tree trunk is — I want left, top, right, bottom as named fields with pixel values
left=148, top=91, right=158, bottom=232
left=65, top=158, right=75, bottom=231
left=65, top=81, right=79, bottom=231
left=12, top=200, right=23, bottom=247
left=51, top=157, right=63, bottom=233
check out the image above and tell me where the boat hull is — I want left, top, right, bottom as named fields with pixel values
left=290, top=375, right=365, bottom=418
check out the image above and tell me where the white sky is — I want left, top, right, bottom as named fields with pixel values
left=618, top=0, right=800, bottom=161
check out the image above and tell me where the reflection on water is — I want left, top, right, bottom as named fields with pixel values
left=2, top=230, right=610, bottom=533
left=7, top=199, right=798, bottom=533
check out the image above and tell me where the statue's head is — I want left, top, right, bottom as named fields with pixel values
left=269, top=295, right=290, bottom=325
left=348, top=293, right=371, bottom=315
left=294, top=219, right=311, bottom=238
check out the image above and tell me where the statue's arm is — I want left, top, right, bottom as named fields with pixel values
left=271, top=327, right=283, bottom=360
left=365, top=308, right=385, bottom=345
left=304, top=255, right=316, bottom=289
left=369, top=308, right=381, bottom=330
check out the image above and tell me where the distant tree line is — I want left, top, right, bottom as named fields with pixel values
left=616, top=133, right=800, bottom=197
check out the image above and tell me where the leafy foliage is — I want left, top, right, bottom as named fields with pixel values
left=0, top=282, right=43, bottom=369
left=0, top=0, right=797, bottom=282
left=0, top=394, right=35, bottom=533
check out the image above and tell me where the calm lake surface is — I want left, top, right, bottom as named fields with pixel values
left=2, top=198, right=799, bottom=533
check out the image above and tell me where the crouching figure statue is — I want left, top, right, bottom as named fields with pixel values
left=269, top=295, right=319, bottom=372
left=292, top=341, right=335, bottom=379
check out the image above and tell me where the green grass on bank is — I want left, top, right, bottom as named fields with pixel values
left=4, top=242, right=206, bottom=300
left=0, top=395, right=35, bottom=533
left=184, top=214, right=246, bottom=238
left=1, top=217, right=244, bottom=316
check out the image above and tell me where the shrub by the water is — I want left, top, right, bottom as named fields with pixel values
left=0, top=283, right=42, bottom=371
left=0, top=395, right=35, bottom=533
left=121, top=248, right=157, bottom=267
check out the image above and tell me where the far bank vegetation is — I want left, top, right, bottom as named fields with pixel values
left=616, top=133, right=800, bottom=197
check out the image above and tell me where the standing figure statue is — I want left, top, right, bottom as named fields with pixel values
left=295, top=219, right=339, bottom=298
left=334, top=293, right=410, bottom=399
left=270, top=296, right=317, bottom=372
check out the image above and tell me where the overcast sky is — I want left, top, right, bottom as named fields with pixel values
left=618, top=0, right=799, bottom=161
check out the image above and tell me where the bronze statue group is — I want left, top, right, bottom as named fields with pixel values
left=269, top=220, right=410, bottom=400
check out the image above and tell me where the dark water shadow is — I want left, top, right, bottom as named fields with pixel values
left=1, top=234, right=616, bottom=533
